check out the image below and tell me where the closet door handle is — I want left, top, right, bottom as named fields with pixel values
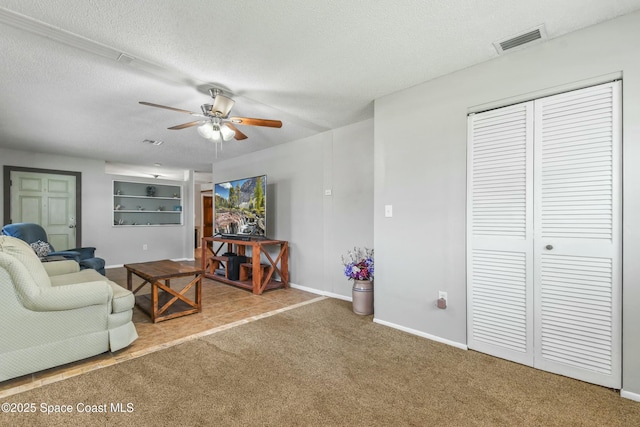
left=545, top=245, right=553, bottom=250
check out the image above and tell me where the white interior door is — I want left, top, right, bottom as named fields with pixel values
left=533, top=82, right=621, bottom=387
left=466, top=102, right=534, bottom=366
left=467, top=81, right=621, bottom=388
left=10, top=171, right=77, bottom=250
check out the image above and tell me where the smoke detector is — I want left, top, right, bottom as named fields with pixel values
left=494, top=24, right=547, bottom=54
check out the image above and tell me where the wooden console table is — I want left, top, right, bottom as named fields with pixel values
left=201, top=236, right=289, bottom=295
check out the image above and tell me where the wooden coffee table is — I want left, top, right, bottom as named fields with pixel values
left=125, top=259, right=203, bottom=323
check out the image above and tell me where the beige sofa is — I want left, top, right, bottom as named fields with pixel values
left=0, top=236, right=137, bottom=382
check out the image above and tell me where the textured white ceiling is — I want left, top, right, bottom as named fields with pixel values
left=1, top=0, right=640, bottom=176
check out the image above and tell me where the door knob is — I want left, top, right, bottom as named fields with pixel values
left=68, top=224, right=76, bottom=228
left=545, top=245, right=553, bottom=250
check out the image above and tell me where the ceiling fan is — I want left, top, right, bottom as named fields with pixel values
left=139, top=89, right=282, bottom=143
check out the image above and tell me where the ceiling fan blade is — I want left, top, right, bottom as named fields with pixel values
left=210, top=94, right=235, bottom=117
left=229, top=117, right=283, bottom=128
left=226, top=123, right=248, bottom=140
left=168, top=120, right=203, bottom=130
left=139, top=101, right=198, bottom=115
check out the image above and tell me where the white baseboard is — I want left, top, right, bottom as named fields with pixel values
left=106, top=264, right=123, bottom=269
left=373, top=318, right=468, bottom=351
left=289, top=283, right=351, bottom=301
left=621, top=389, right=640, bottom=402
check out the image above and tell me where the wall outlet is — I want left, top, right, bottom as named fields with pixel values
left=437, top=291, right=447, bottom=309
left=143, top=244, right=148, bottom=250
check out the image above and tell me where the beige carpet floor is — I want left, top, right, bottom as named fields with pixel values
left=2, top=298, right=640, bottom=426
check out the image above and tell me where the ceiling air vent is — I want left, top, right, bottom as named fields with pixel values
left=494, top=25, right=546, bottom=54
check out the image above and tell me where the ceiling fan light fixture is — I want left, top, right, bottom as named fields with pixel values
left=210, top=131, right=222, bottom=143
left=220, top=124, right=236, bottom=141
left=197, top=122, right=213, bottom=139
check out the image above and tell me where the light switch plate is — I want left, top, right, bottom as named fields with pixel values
left=384, top=205, right=393, bottom=217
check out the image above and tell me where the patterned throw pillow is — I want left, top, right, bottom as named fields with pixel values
left=30, top=240, right=52, bottom=259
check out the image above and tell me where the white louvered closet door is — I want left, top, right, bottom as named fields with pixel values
left=466, top=102, right=535, bottom=366
left=533, top=82, right=621, bottom=388
left=467, top=81, right=621, bottom=389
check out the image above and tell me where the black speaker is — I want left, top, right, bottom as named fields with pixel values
left=225, top=254, right=247, bottom=281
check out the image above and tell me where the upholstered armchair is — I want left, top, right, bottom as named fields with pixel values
left=1, top=222, right=106, bottom=275
left=0, top=236, right=137, bottom=381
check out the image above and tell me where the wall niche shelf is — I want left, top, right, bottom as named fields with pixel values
left=113, top=180, right=183, bottom=227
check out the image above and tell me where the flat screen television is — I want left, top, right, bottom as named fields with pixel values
left=214, top=174, right=267, bottom=238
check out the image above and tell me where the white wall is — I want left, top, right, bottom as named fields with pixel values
left=0, top=118, right=374, bottom=283
left=374, top=11, right=640, bottom=396
left=211, top=119, right=374, bottom=297
left=0, top=148, right=194, bottom=265
left=103, top=173, right=194, bottom=265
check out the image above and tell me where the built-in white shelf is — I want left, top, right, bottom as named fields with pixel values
left=113, top=180, right=183, bottom=227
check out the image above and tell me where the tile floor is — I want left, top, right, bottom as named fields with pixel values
left=0, top=256, right=322, bottom=398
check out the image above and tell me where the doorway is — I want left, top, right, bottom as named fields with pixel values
left=3, top=166, right=82, bottom=248
left=202, top=193, right=213, bottom=240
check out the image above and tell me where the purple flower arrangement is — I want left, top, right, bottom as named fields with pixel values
left=341, top=247, right=374, bottom=281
